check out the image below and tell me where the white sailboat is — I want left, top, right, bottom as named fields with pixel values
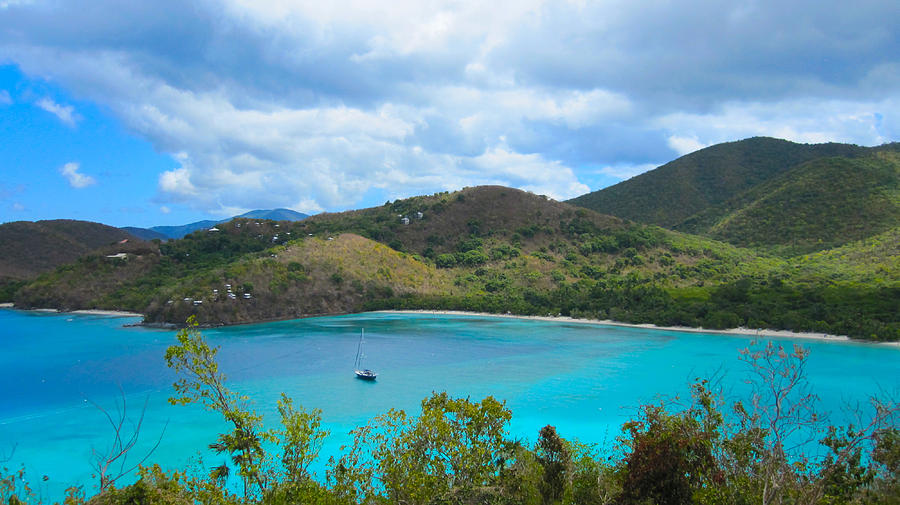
left=354, top=329, right=377, bottom=381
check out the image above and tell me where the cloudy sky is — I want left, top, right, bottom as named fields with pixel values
left=1, top=0, right=898, bottom=227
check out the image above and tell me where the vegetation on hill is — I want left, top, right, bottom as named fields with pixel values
left=7, top=186, right=899, bottom=340
left=5, top=329, right=897, bottom=505
left=568, top=137, right=868, bottom=227
left=569, top=137, right=900, bottom=256
left=0, top=220, right=139, bottom=303
left=677, top=151, right=900, bottom=255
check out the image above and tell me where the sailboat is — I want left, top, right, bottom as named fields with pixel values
left=354, top=329, right=377, bottom=381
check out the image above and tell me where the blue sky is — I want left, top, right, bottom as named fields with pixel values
left=1, top=0, right=898, bottom=228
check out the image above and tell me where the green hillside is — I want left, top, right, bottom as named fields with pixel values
left=0, top=219, right=140, bottom=294
left=568, top=137, right=866, bottom=227
left=569, top=138, right=900, bottom=256
left=9, top=186, right=899, bottom=340
left=679, top=151, right=900, bottom=254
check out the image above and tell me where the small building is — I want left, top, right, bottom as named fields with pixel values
left=416, top=211, right=424, bottom=219
left=208, top=227, right=220, bottom=232
left=400, top=216, right=410, bottom=225
left=106, top=252, right=128, bottom=260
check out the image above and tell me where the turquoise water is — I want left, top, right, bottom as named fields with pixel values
left=2, top=308, right=898, bottom=500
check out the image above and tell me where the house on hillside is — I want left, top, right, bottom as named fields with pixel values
left=400, top=216, right=410, bottom=225
left=208, top=227, right=220, bottom=232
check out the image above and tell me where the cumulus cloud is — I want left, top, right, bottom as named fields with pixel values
left=36, top=97, right=80, bottom=126
left=667, top=136, right=708, bottom=156
left=1, top=0, right=898, bottom=211
left=59, top=162, right=96, bottom=188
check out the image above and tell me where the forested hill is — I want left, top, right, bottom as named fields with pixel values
left=8, top=186, right=900, bottom=340
left=677, top=150, right=900, bottom=255
left=567, top=137, right=900, bottom=255
left=0, top=219, right=138, bottom=281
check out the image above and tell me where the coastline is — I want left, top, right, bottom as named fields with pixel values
left=376, top=309, right=900, bottom=348
left=0, top=304, right=143, bottom=318
left=3, top=303, right=897, bottom=347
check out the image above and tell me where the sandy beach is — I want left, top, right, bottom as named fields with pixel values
left=0, top=305, right=143, bottom=318
left=70, top=309, right=145, bottom=318
left=377, top=309, right=900, bottom=348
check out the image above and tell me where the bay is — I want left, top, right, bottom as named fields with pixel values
left=1, top=308, right=897, bottom=501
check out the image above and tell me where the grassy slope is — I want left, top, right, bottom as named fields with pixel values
left=568, top=137, right=866, bottom=228
left=143, top=233, right=454, bottom=324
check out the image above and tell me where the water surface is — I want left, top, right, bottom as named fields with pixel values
left=2, top=309, right=897, bottom=500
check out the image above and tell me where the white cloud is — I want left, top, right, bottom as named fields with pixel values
left=667, top=135, right=708, bottom=156
left=159, top=205, right=170, bottom=214
left=596, top=163, right=659, bottom=180
left=0, top=90, right=11, bottom=105
left=36, top=97, right=80, bottom=127
left=11, top=202, right=25, bottom=211
left=0, top=0, right=34, bottom=9
left=3, top=0, right=899, bottom=214
left=655, top=98, right=898, bottom=148
left=59, top=162, right=96, bottom=188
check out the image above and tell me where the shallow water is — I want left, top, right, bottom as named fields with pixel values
left=1, top=309, right=897, bottom=501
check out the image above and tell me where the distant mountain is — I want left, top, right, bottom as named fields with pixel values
left=235, top=208, right=308, bottom=221
left=120, top=226, right=169, bottom=241
left=125, top=208, right=309, bottom=240
left=568, top=137, right=900, bottom=254
left=0, top=219, right=138, bottom=282
left=146, top=220, right=221, bottom=240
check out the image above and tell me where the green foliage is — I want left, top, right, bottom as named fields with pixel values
left=330, top=392, right=514, bottom=504
left=11, top=330, right=900, bottom=505
left=274, top=394, right=329, bottom=483
left=165, top=316, right=268, bottom=495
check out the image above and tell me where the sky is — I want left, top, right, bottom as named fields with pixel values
left=1, top=0, right=898, bottom=228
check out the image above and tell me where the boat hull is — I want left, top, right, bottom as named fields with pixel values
left=355, top=369, right=377, bottom=381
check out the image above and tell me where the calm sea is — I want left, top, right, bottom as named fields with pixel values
left=2, top=308, right=897, bottom=500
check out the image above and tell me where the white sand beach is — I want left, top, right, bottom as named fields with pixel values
left=377, top=309, right=900, bottom=348
left=0, top=305, right=143, bottom=318
left=70, top=309, right=144, bottom=317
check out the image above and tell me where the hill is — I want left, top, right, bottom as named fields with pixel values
left=568, top=137, right=867, bottom=227
left=677, top=151, right=900, bottom=254
left=124, top=208, right=311, bottom=240
left=9, top=186, right=900, bottom=340
left=0, top=219, right=138, bottom=282
left=569, top=137, right=900, bottom=255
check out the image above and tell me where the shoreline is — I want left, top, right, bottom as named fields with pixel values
left=3, top=304, right=897, bottom=347
left=0, top=304, right=143, bottom=318
left=375, top=310, right=900, bottom=348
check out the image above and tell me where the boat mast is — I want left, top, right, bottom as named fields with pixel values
left=354, top=329, right=364, bottom=370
